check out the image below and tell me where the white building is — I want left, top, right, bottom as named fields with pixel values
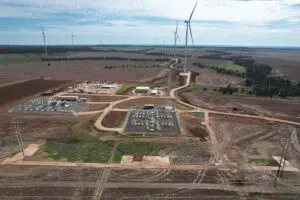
left=135, top=86, right=150, bottom=94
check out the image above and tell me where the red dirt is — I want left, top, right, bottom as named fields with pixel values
left=178, top=90, right=300, bottom=122
left=115, top=98, right=192, bottom=110
left=0, top=60, right=167, bottom=84
left=179, top=113, right=208, bottom=140
left=102, top=111, right=127, bottom=128
left=81, top=104, right=109, bottom=112
left=0, top=79, right=69, bottom=106
left=70, top=94, right=128, bottom=102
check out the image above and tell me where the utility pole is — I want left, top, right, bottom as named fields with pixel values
left=11, top=118, right=25, bottom=158
left=274, top=127, right=292, bottom=187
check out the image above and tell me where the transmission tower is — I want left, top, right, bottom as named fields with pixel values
left=11, top=118, right=25, bottom=158
left=274, top=126, right=292, bottom=187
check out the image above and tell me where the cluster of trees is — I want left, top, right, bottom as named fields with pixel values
left=197, top=53, right=300, bottom=97
left=104, top=64, right=161, bottom=69
left=43, top=56, right=169, bottom=62
left=231, top=57, right=300, bottom=97
left=218, top=85, right=239, bottom=94
left=193, top=62, right=245, bottom=77
left=251, top=77, right=300, bottom=97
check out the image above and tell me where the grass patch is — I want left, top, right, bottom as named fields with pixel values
left=190, top=112, right=204, bottom=118
left=0, top=54, right=42, bottom=64
left=206, top=62, right=246, bottom=74
left=116, top=83, right=138, bottom=95
left=112, top=151, right=123, bottom=163
left=173, top=102, right=193, bottom=110
left=44, top=127, right=115, bottom=163
left=247, top=158, right=268, bottom=166
left=114, top=141, right=173, bottom=157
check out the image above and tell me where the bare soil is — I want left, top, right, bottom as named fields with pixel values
left=81, top=104, right=109, bottom=112
left=102, top=111, right=128, bottom=128
left=69, top=94, right=128, bottom=102
left=179, top=113, right=208, bottom=140
left=191, top=68, right=244, bottom=87
left=115, top=97, right=193, bottom=110
left=178, top=90, right=300, bottom=122
left=0, top=79, right=69, bottom=106
left=0, top=60, right=167, bottom=84
left=210, top=114, right=300, bottom=167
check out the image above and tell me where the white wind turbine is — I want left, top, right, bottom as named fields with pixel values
left=72, top=32, right=75, bottom=45
left=41, top=26, right=48, bottom=55
left=173, top=21, right=179, bottom=58
left=184, top=1, right=198, bottom=72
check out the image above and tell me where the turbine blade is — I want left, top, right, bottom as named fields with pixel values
left=189, top=1, right=199, bottom=21
left=175, top=21, right=178, bottom=34
left=189, top=24, right=194, bottom=46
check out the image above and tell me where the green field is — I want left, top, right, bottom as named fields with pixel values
left=0, top=54, right=42, bottom=64
left=247, top=158, right=268, bottom=166
left=116, top=83, right=138, bottom=95
left=45, top=130, right=115, bottom=163
left=206, top=62, right=246, bottom=74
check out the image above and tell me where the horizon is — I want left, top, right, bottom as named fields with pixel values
left=1, top=0, right=300, bottom=46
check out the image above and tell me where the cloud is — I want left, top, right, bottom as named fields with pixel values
left=0, top=0, right=300, bottom=46
left=1, top=0, right=300, bottom=23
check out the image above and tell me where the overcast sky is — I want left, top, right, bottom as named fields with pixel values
left=0, top=0, right=300, bottom=46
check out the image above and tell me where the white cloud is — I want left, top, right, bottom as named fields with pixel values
left=1, top=0, right=300, bottom=24
left=1, top=0, right=300, bottom=46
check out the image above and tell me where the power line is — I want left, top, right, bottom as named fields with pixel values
left=10, top=118, right=25, bottom=158
left=274, top=127, right=292, bottom=187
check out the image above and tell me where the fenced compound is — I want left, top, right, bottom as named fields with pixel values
left=10, top=98, right=86, bottom=115
left=124, top=106, right=180, bottom=136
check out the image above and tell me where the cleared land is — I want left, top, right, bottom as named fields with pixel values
left=0, top=79, right=69, bottom=106
left=210, top=114, right=300, bottom=167
left=191, top=68, right=243, bottom=87
left=0, top=54, right=41, bottom=64
left=68, top=94, right=128, bottom=102
left=81, top=104, right=109, bottom=112
left=179, top=112, right=208, bottom=139
left=0, top=60, right=167, bottom=84
left=113, top=140, right=213, bottom=164
left=178, top=90, right=300, bottom=122
left=115, top=97, right=193, bottom=110
left=1, top=165, right=299, bottom=200
left=51, top=51, right=169, bottom=60
left=102, top=111, right=128, bottom=128
left=221, top=49, right=300, bottom=81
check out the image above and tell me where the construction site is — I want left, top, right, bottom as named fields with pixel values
left=1, top=1, right=300, bottom=199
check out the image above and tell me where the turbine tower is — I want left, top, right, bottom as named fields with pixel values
left=173, top=21, right=179, bottom=58
left=184, top=1, right=198, bottom=72
left=72, top=32, right=75, bottom=45
left=41, top=26, right=48, bottom=55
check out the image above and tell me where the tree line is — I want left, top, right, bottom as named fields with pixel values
left=42, top=56, right=169, bottom=62
left=192, top=62, right=245, bottom=77
left=197, top=53, right=300, bottom=97
left=104, top=64, right=162, bottom=69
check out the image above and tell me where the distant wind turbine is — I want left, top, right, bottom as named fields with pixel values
left=184, top=1, right=198, bottom=72
left=173, top=21, right=179, bottom=58
left=72, top=32, right=75, bottom=45
left=41, top=26, right=48, bottom=55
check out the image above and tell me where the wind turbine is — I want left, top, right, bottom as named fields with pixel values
left=72, top=32, right=75, bottom=45
left=173, top=21, right=179, bottom=58
left=41, top=26, right=48, bottom=55
left=184, top=1, right=198, bottom=72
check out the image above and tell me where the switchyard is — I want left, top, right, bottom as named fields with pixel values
left=124, top=105, right=180, bottom=136
left=10, top=97, right=86, bottom=115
